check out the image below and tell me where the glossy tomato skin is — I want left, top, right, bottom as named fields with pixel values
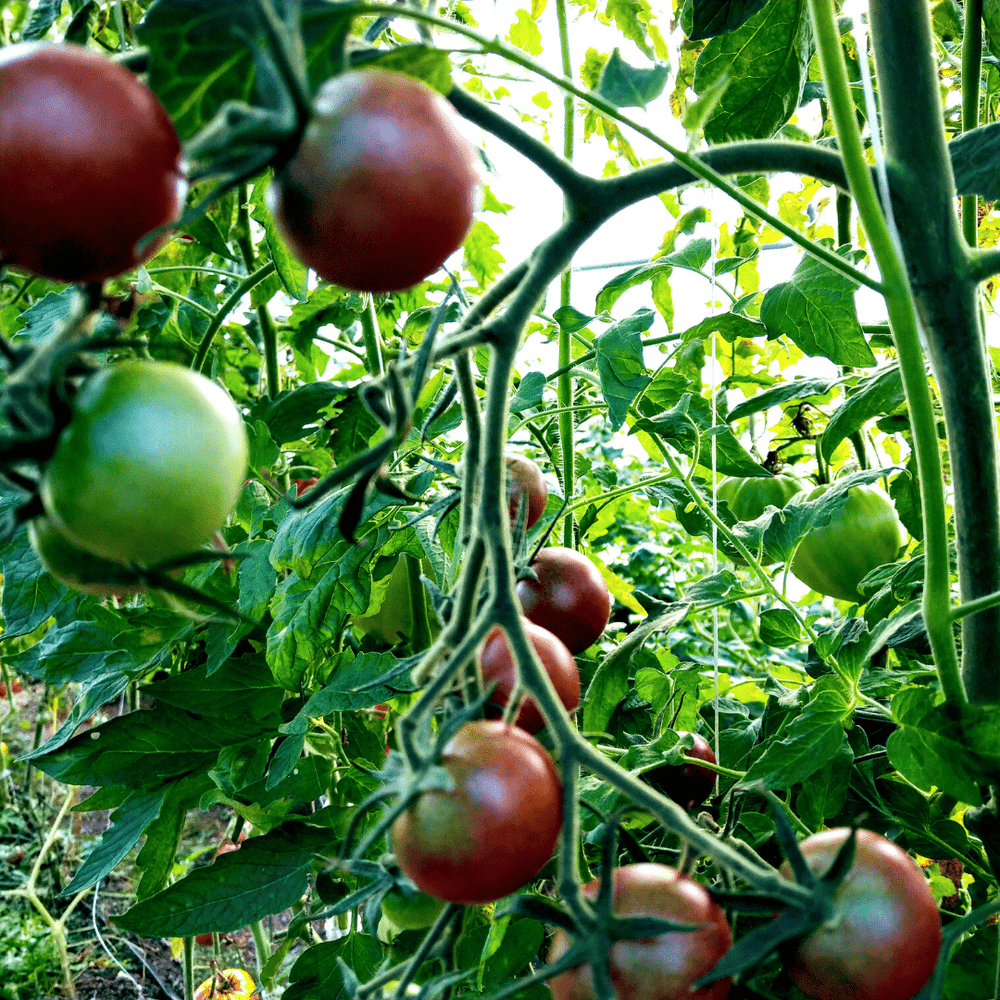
left=645, top=733, right=717, bottom=810
left=479, top=618, right=580, bottom=733
left=0, top=42, right=185, bottom=283
left=779, top=829, right=941, bottom=1000
left=268, top=69, right=479, bottom=293
left=548, top=864, right=732, bottom=1000
left=41, top=362, right=248, bottom=566
left=790, top=484, right=902, bottom=602
left=517, top=547, right=612, bottom=655
left=717, top=474, right=804, bottom=522
left=28, top=517, right=146, bottom=596
left=391, top=720, right=562, bottom=904
left=507, top=454, right=548, bottom=529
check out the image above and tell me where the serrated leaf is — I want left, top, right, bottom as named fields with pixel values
left=596, top=48, right=669, bottom=109
left=759, top=608, right=801, bottom=648
left=595, top=311, right=652, bottom=430
left=820, top=366, right=904, bottom=463
left=727, top=375, right=839, bottom=421
left=117, top=824, right=326, bottom=935
left=693, top=0, right=812, bottom=142
left=760, top=254, right=875, bottom=367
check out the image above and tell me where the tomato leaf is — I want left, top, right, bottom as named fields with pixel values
left=693, top=0, right=812, bottom=142
left=688, top=0, right=771, bottom=39
left=820, top=366, right=905, bottom=463
left=117, top=823, right=326, bottom=936
left=596, top=49, right=669, bottom=110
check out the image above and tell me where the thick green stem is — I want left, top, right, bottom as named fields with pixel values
left=810, top=0, right=964, bottom=707
left=869, top=0, right=999, bottom=705
left=962, top=0, right=984, bottom=248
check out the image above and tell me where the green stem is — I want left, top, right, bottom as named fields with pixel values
left=557, top=0, right=575, bottom=549
left=236, top=185, right=281, bottom=397
left=182, top=937, right=194, bottom=1000
left=191, top=261, right=276, bottom=373
left=809, top=0, right=964, bottom=706
left=250, top=919, right=271, bottom=982
left=962, top=0, right=984, bottom=248
left=361, top=294, right=385, bottom=376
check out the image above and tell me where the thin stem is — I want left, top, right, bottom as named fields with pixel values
left=361, top=294, right=385, bottom=376
left=962, top=0, right=984, bottom=248
left=191, top=261, right=276, bottom=373
left=810, top=0, right=964, bottom=705
left=556, top=0, right=576, bottom=549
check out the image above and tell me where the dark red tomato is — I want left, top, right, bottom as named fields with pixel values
left=548, top=864, right=732, bottom=1000
left=506, top=454, right=547, bottom=530
left=194, top=932, right=215, bottom=946
left=645, top=733, right=717, bottom=810
left=779, top=829, right=941, bottom=1000
left=0, top=42, right=185, bottom=283
left=391, top=720, right=562, bottom=904
left=293, top=477, right=319, bottom=497
left=479, top=619, right=580, bottom=734
left=517, top=547, right=612, bottom=654
left=267, top=69, right=480, bottom=293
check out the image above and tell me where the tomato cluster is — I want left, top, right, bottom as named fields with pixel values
left=0, top=42, right=185, bottom=283
left=269, top=69, right=480, bottom=293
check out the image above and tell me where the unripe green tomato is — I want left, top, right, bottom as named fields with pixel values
left=380, top=885, right=448, bottom=930
left=791, top=483, right=903, bottom=603
left=40, top=361, right=248, bottom=566
left=716, top=475, right=805, bottom=521
left=28, top=517, right=146, bottom=596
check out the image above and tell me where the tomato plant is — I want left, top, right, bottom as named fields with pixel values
left=779, top=829, right=942, bottom=1000
left=268, top=69, right=479, bottom=292
left=790, top=484, right=903, bottom=602
left=644, top=733, right=717, bottom=811
left=516, top=548, right=611, bottom=655
left=506, top=454, right=548, bottom=529
left=40, top=361, right=248, bottom=566
left=28, top=517, right=146, bottom=596
left=0, top=42, right=184, bottom=283
left=380, top=885, right=447, bottom=931
left=479, top=618, right=580, bottom=733
left=547, top=864, right=732, bottom=1000
left=391, top=720, right=562, bottom=904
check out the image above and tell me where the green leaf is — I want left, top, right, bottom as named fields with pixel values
left=117, top=823, right=326, bottom=936
left=693, top=0, right=812, bottom=142
left=284, top=935, right=383, bottom=1000
left=820, top=366, right=904, bottom=463
left=887, top=688, right=985, bottom=805
left=594, top=310, right=652, bottom=430
left=689, top=0, right=771, bottom=40
left=743, top=677, right=853, bottom=789
left=758, top=608, right=801, bottom=648
left=947, top=121, right=1000, bottom=199
left=596, top=48, right=669, bottom=109
left=760, top=253, right=875, bottom=367
left=62, top=789, right=165, bottom=896
left=510, top=371, right=547, bottom=412
left=297, top=651, right=415, bottom=714
left=726, top=375, right=839, bottom=421
left=985, top=0, right=1000, bottom=59
left=146, top=657, right=282, bottom=721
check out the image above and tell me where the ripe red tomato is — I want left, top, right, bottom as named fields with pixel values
left=293, top=477, right=319, bottom=497
left=779, top=828, right=941, bottom=1000
left=0, top=42, right=185, bottom=283
left=645, top=733, right=717, bottom=810
left=194, top=932, right=214, bottom=946
left=479, top=619, right=579, bottom=733
left=507, top=454, right=547, bottom=529
left=547, top=864, right=732, bottom=1000
left=40, top=362, right=249, bottom=566
left=267, top=69, right=480, bottom=292
left=517, top=548, right=612, bottom=654
left=391, top=720, right=562, bottom=904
